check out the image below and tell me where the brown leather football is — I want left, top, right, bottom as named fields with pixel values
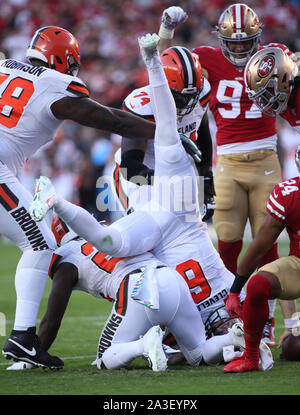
left=281, top=334, right=300, bottom=361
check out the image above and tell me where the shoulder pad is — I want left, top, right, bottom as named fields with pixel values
left=199, top=78, right=211, bottom=107
left=67, top=79, right=89, bottom=97
left=123, top=86, right=154, bottom=120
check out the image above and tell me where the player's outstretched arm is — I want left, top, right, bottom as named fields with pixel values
left=237, top=214, right=284, bottom=279
left=158, top=6, right=188, bottom=53
left=226, top=214, right=284, bottom=318
left=51, top=96, right=155, bottom=140
left=38, top=262, right=78, bottom=351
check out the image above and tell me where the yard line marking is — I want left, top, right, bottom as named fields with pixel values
left=4, top=315, right=109, bottom=325
left=0, top=354, right=96, bottom=366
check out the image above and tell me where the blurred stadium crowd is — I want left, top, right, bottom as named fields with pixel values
left=0, top=0, right=299, bottom=220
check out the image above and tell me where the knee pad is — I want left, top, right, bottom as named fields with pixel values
left=18, top=249, right=53, bottom=272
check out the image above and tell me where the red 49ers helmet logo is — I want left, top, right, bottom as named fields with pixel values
left=258, top=55, right=275, bottom=78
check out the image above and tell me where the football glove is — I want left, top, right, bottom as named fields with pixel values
left=201, top=171, right=216, bottom=222
left=225, top=292, right=243, bottom=319
left=180, top=133, right=202, bottom=164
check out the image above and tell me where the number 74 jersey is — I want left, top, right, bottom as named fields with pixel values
left=0, top=59, right=89, bottom=176
left=266, top=176, right=300, bottom=258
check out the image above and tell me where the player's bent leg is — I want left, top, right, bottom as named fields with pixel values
left=150, top=268, right=206, bottom=366
left=0, top=180, right=62, bottom=369
left=95, top=272, right=166, bottom=371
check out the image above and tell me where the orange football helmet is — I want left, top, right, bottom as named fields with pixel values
left=26, top=26, right=81, bottom=76
left=244, top=47, right=298, bottom=117
left=216, top=3, right=262, bottom=66
left=160, top=47, right=204, bottom=116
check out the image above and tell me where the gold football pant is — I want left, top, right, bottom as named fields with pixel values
left=213, top=150, right=282, bottom=242
left=258, top=256, right=300, bottom=300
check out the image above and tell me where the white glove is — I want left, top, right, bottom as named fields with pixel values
left=159, top=6, right=187, bottom=39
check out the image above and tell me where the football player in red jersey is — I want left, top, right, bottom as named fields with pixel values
left=158, top=3, right=296, bottom=346
left=244, top=46, right=300, bottom=131
left=1, top=26, right=157, bottom=370
left=223, top=145, right=300, bottom=372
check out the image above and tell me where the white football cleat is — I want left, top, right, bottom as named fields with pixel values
left=29, top=176, right=57, bottom=222
left=138, top=33, right=160, bottom=68
left=142, top=325, right=167, bottom=372
left=6, top=361, right=35, bottom=370
left=228, top=321, right=245, bottom=351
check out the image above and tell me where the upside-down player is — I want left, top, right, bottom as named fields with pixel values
left=29, top=33, right=273, bottom=372
left=1, top=25, right=157, bottom=369
left=113, top=45, right=215, bottom=222
left=158, top=3, right=297, bottom=347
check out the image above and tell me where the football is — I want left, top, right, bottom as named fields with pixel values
left=281, top=334, right=300, bottom=361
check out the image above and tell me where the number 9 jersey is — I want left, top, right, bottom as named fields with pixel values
left=0, top=58, right=89, bottom=177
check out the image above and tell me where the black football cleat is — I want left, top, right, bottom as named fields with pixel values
left=2, top=327, right=64, bottom=370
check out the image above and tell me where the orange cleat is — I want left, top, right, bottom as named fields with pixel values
left=223, top=355, right=259, bottom=373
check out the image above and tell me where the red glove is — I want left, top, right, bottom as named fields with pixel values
left=225, top=292, right=243, bottom=318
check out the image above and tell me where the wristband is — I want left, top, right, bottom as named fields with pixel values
left=230, top=273, right=248, bottom=294
left=284, top=316, right=300, bottom=330
left=158, top=24, right=174, bottom=39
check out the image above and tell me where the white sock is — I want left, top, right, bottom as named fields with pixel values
left=13, top=250, right=52, bottom=330
left=268, top=299, right=276, bottom=319
left=54, top=196, right=122, bottom=255
left=202, top=332, right=234, bottom=366
left=101, top=339, right=144, bottom=370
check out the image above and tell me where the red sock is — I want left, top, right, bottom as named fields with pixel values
left=218, top=240, right=243, bottom=274
left=242, top=274, right=272, bottom=361
left=257, top=243, right=278, bottom=269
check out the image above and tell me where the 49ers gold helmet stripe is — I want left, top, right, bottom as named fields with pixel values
left=232, top=3, right=245, bottom=33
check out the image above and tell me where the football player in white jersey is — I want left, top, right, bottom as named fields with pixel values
left=8, top=215, right=247, bottom=371
left=30, top=34, right=273, bottom=371
left=112, top=45, right=215, bottom=221
left=1, top=26, right=158, bottom=369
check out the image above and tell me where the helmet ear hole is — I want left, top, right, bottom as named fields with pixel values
left=56, top=56, right=63, bottom=64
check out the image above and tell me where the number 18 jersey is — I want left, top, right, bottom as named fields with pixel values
left=0, top=59, right=89, bottom=176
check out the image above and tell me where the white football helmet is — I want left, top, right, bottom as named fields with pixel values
left=216, top=3, right=262, bottom=67
left=244, top=47, right=298, bottom=117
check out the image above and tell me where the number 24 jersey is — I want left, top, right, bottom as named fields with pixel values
left=267, top=176, right=300, bottom=258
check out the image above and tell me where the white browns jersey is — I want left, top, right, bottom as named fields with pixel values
left=111, top=142, right=240, bottom=322
left=49, top=238, right=163, bottom=301
left=142, top=206, right=235, bottom=321
left=114, top=78, right=211, bottom=168
left=0, top=59, right=89, bottom=176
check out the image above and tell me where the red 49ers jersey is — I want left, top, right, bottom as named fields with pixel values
left=193, top=43, right=292, bottom=148
left=266, top=176, right=300, bottom=258
left=281, top=87, right=300, bottom=133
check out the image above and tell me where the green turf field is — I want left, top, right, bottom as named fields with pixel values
left=0, top=240, right=299, bottom=396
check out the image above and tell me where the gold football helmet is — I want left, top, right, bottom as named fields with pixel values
left=244, top=47, right=298, bottom=117
left=216, top=3, right=262, bottom=66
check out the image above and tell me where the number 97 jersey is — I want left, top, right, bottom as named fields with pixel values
left=0, top=58, right=89, bottom=176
